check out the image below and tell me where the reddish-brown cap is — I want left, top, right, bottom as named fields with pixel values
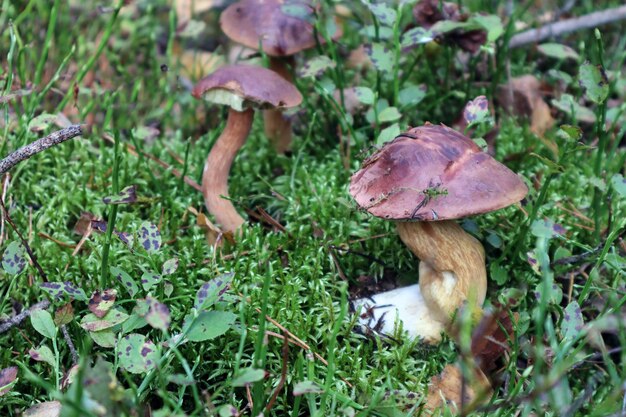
left=350, top=124, right=528, bottom=221
left=192, top=65, right=302, bottom=110
left=220, top=0, right=340, bottom=56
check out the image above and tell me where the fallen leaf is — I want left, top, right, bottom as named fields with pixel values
left=23, top=401, right=61, bottom=417
left=424, top=364, right=492, bottom=412
left=0, top=366, right=18, bottom=396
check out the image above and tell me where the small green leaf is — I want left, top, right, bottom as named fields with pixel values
left=185, top=311, right=236, bottom=342
left=28, top=346, right=55, bottom=367
left=610, top=174, right=626, bottom=198
left=353, top=87, right=375, bottom=105
left=298, top=56, right=336, bottom=78
left=218, top=404, right=239, bottom=417
left=30, top=309, right=57, bottom=339
left=533, top=280, right=562, bottom=305
left=195, top=273, right=233, bottom=310
left=111, top=266, right=139, bottom=297
left=103, top=185, right=137, bottom=204
left=40, top=281, right=88, bottom=301
left=89, top=329, right=116, bottom=348
left=557, top=124, right=582, bottom=141
left=497, top=288, right=525, bottom=307
left=280, top=3, right=314, bottom=22
left=400, top=27, right=434, bottom=48
left=117, top=334, right=159, bottom=374
left=551, top=94, right=596, bottom=123
left=376, top=123, right=400, bottom=146
left=377, top=107, right=401, bottom=123
left=138, top=222, right=161, bottom=253
left=561, top=301, right=584, bottom=340
left=293, top=380, right=324, bottom=396
left=531, top=218, right=565, bottom=239
left=490, top=263, right=508, bottom=285
left=231, top=367, right=265, bottom=387
left=28, top=113, right=58, bottom=132
left=2, top=241, right=27, bottom=275
left=162, top=258, right=179, bottom=276
left=144, top=297, right=171, bottom=331
left=579, top=62, right=609, bottom=104
left=537, top=43, right=579, bottom=61
left=365, top=43, right=393, bottom=73
left=398, top=84, right=426, bottom=108
left=471, top=14, right=502, bottom=42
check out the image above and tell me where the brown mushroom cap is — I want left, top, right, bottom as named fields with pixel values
left=220, top=0, right=334, bottom=56
left=192, top=65, right=302, bottom=110
left=350, top=124, right=528, bottom=221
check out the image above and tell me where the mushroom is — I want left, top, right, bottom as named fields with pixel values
left=192, top=65, right=302, bottom=233
left=349, top=123, right=528, bottom=342
left=220, top=0, right=341, bottom=153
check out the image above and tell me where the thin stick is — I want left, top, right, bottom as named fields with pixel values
left=509, top=5, right=626, bottom=49
left=61, top=324, right=79, bottom=365
left=0, top=299, right=51, bottom=334
left=0, top=125, right=84, bottom=174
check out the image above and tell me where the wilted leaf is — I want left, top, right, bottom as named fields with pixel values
left=364, top=43, right=393, bottom=73
left=497, top=75, right=554, bottom=137
left=117, top=334, right=159, bottom=374
left=2, top=241, right=27, bottom=275
left=138, top=222, right=161, bottom=253
left=174, top=0, right=217, bottom=24
left=472, top=309, right=518, bottom=374
left=562, top=301, right=584, bottom=340
left=195, top=273, right=234, bottom=310
left=162, top=258, right=179, bottom=276
left=293, top=380, right=324, bottom=396
left=31, top=309, right=57, bottom=339
left=537, top=43, right=579, bottom=61
left=463, top=95, right=490, bottom=126
left=185, top=311, right=236, bottom=342
left=23, top=401, right=61, bottom=417
left=54, top=303, right=74, bottom=326
left=103, top=185, right=137, bottom=205
left=29, top=345, right=55, bottom=367
left=298, top=56, right=336, bottom=78
left=88, top=289, right=117, bottom=318
left=579, top=62, right=609, bottom=104
left=231, top=367, right=265, bottom=387
left=0, top=366, right=17, bottom=396
left=80, top=308, right=129, bottom=332
left=111, top=266, right=139, bottom=298
left=424, top=364, right=492, bottom=412
left=144, top=297, right=171, bottom=331
left=141, top=270, right=162, bottom=292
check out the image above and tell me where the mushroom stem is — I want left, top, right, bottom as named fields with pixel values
left=396, top=220, right=487, bottom=327
left=264, top=56, right=296, bottom=154
left=202, top=108, right=254, bottom=233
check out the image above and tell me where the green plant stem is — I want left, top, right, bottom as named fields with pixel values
left=251, top=270, right=273, bottom=415
left=33, top=0, right=59, bottom=86
left=100, top=129, right=121, bottom=288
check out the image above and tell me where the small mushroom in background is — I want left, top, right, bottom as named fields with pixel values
left=192, top=65, right=302, bottom=234
left=220, top=0, right=342, bottom=153
left=349, top=123, right=528, bottom=342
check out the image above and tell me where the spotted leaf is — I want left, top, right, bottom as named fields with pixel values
left=185, top=311, right=236, bottom=342
left=298, top=56, right=335, bottom=78
left=463, top=95, right=490, bottom=126
left=0, top=366, right=17, bottom=396
left=54, top=303, right=74, bottom=326
left=117, top=334, right=159, bottom=374
left=88, top=289, right=117, bottom=318
left=531, top=218, right=565, bottom=239
left=138, top=222, right=161, bottom=253
left=195, top=273, right=234, bottom=310
left=141, top=270, right=161, bottom=292
left=103, top=185, right=137, bottom=204
left=293, top=380, right=324, bottom=396
left=364, top=43, right=393, bottom=73
left=400, top=27, right=434, bottom=48
left=2, top=241, right=27, bottom=275
left=354, top=87, right=375, bottom=105
left=29, top=345, right=55, bottom=367
left=561, top=301, right=584, bottom=340
left=365, top=2, right=396, bottom=26
left=41, top=281, right=88, bottom=302
left=162, top=258, right=179, bottom=276
left=111, top=266, right=139, bottom=298
left=144, top=297, right=171, bottom=331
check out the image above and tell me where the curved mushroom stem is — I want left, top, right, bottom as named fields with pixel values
left=264, top=56, right=296, bottom=154
left=396, top=220, right=487, bottom=329
left=202, top=108, right=254, bottom=233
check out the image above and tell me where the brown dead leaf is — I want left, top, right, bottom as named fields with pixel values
left=23, top=401, right=61, bottom=417
left=188, top=206, right=234, bottom=246
left=0, top=366, right=18, bottom=396
left=175, top=0, right=218, bottom=25
left=424, top=364, right=492, bottom=413
left=497, top=75, right=555, bottom=140
left=173, top=41, right=225, bottom=79
left=88, top=289, right=118, bottom=318
left=471, top=309, right=518, bottom=374
left=346, top=45, right=372, bottom=71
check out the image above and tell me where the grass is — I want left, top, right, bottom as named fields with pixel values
left=1, top=0, right=625, bottom=416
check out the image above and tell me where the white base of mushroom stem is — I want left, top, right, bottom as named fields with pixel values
left=352, top=284, right=445, bottom=343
